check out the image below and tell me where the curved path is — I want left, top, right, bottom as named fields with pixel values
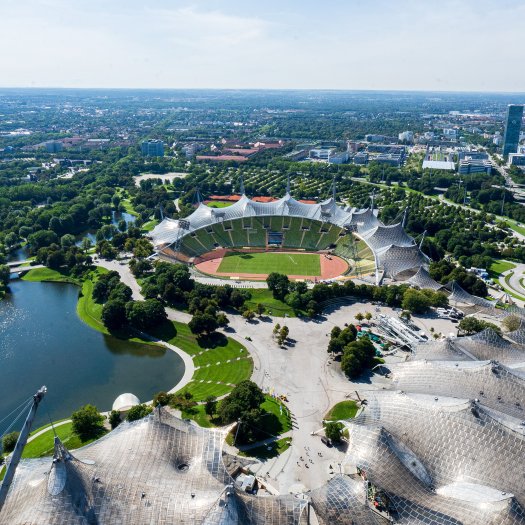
left=500, top=263, right=525, bottom=304
left=91, top=258, right=195, bottom=393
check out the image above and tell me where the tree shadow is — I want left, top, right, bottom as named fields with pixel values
left=196, top=331, right=228, bottom=349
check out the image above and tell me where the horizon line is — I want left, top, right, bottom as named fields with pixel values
left=0, top=86, right=525, bottom=96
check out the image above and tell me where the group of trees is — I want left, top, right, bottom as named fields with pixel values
left=458, top=317, right=501, bottom=336
left=216, top=380, right=269, bottom=444
left=328, top=326, right=377, bottom=379
left=96, top=270, right=167, bottom=331
left=0, top=264, right=10, bottom=298
left=401, top=288, right=448, bottom=314
left=429, top=259, right=488, bottom=297
left=266, top=272, right=450, bottom=316
left=139, top=262, right=253, bottom=337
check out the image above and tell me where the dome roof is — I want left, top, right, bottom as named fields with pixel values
left=112, top=393, right=140, bottom=412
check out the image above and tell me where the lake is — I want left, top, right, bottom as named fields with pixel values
left=0, top=279, right=185, bottom=431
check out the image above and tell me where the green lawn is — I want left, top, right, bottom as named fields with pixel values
left=244, top=288, right=299, bottom=317
left=141, top=219, right=159, bottom=232
left=489, top=260, right=516, bottom=277
left=218, top=251, right=321, bottom=276
left=324, top=400, right=359, bottom=421
left=206, top=201, right=233, bottom=208
left=181, top=405, right=214, bottom=428
left=149, top=320, right=253, bottom=401
left=22, top=267, right=80, bottom=284
left=261, top=396, right=292, bottom=434
left=121, top=198, right=139, bottom=217
left=194, top=359, right=253, bottom=385
left=21, top=422, right=105, bottom=459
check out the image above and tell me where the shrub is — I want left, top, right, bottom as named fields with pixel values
left=126, top=404, right=153, bottom=422
left=2, top=431, right=20, bottom=454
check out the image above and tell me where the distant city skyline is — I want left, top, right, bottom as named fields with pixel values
left=1, top=0, right=525, bottom=92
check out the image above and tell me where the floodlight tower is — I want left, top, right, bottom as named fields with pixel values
left=0, top=386, right=47, bottom=512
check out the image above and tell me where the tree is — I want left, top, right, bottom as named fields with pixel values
left=126, top=404, right=153, bottom=422
left=242, top=309, right=256, bottom=321
left=71, top=404, right=105, bottom=441
left=102, top=300, right=127, bottom=330
left=401, top=289, right=431, bottom=314
left=189, top=313, right=219, bottom=336
left=153, top=391, right=172, bottom=406
left=217, top=313, right=230, bottom=328
left=341, top=338, right=376, bottom=379
left=354, top=312, right=364, bottom=323
left=80, top=237, right=92, bottom=253
left=266, top=272, right=290, bottom=300
left=256, top=303, right=266, bottom=317
left=2, top=431, right=20, bottom=453
left=205, top=396, right=218, bottom=416
left=218, top=380, right=265, bottom=424
left=132, top=238, right=154, bottom=259
left=324, top=422, right=343, bottom=443
left=272, top=323, right=281, bottom=336
left=108, top=410, right=122, bottom=430
left=126, top=299, right=167, bottom=330
left=277, top=325, right=289, bottom=346
left=0, top=264, right=10, bottom=287
left=458, top=317, right=501, bottom=336
left=364, top=312, right=372, bottom=322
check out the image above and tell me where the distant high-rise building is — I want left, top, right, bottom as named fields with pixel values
left=45, top=141, right=63, bottom=153
left=141, top=139, right=164, bottom=157
left=503, top=104, right=524, bottom=158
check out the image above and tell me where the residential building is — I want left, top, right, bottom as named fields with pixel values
left=141, top=139, right=164, bottom=157
left=458, top=158, right=492, bottom=175
left=503, top=104, right=524, bottom=158
left=508, top=153, right=525, bottom=167
left=443, top=128, right=458, bottom=140
left=458, top=150, right=488, bottom=161
left=352, top=152, right=369, bottom=165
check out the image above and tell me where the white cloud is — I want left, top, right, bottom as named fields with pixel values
left=0, top=0, right=523, bottom=91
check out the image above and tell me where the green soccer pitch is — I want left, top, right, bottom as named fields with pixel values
left=217, top=251, right=322, bottom=276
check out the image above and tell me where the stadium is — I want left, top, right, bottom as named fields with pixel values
left=150, top=180, right=428, bottom=285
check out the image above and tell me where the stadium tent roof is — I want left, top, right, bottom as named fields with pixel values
left=343, top=390, right=525, bottom=524
left=1, top=409, right=308, bottom=525
left=150, top=191, right=428, bottom=283
left=407, top=266, right=443, bottom=290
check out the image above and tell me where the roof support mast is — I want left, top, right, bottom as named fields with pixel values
left=0, top=386, right=47, bottom=512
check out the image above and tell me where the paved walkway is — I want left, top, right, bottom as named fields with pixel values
left=500, top=263, right=525, bottom=304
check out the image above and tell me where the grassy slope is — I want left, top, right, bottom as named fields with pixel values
left=22, top=422, right=104, bottom=459
left=218, top=251, right=321, bottom=276
left=489, top=260, right=516, bottom=276
left=22, top=267, right=80, bottom=284
left=149, top=320, right=253, bottom=401
left=324, top=400, right=359, bottom=421
left=244, top=288, right=298, bottom=317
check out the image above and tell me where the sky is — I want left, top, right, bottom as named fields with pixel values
left=1, top=0, right=524, bottom=92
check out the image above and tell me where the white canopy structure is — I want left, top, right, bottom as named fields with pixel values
left=150, top=188, right=429, bottom=284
